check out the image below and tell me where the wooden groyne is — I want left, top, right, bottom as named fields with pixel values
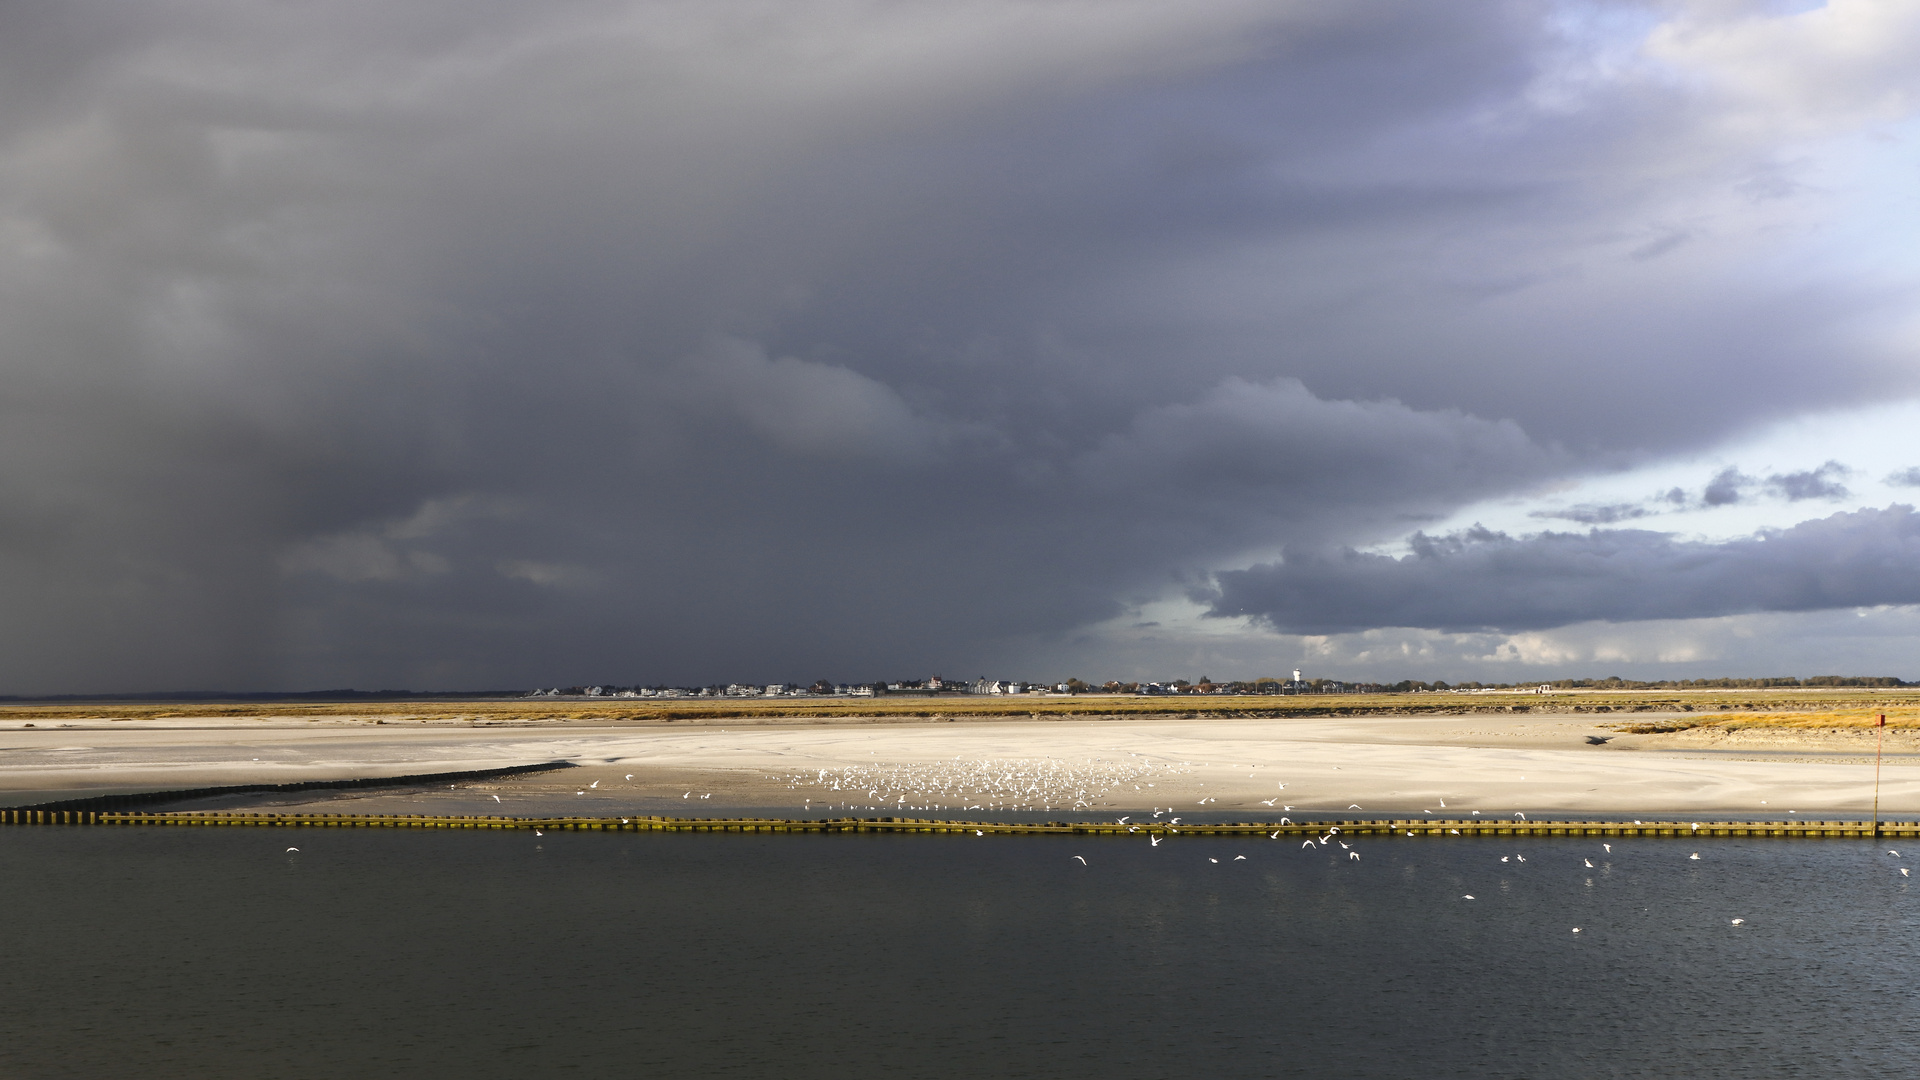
left=0, top=809, right=1915, bottom=839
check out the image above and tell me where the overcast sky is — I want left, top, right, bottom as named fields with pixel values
left=3, top=0, right=1919, bottom=693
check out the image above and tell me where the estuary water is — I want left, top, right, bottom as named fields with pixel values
left=1, top=828, right=1914, bottom=1079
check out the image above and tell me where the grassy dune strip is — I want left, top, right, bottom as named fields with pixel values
left=10, top=688, right=1920, bottom=725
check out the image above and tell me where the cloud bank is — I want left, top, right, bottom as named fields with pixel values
left=1210, top=506, right=1920, bottom=635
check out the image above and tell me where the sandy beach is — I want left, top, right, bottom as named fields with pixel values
left=4, top=711, right=1917, bottom=818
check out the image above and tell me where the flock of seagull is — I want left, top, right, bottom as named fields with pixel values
left=1052, top=826, right=1914, bottom=937
left=773, top=753, right=1192, bottom=813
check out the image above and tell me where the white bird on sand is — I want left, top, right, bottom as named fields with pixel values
left=1073, top=856, right=1087, bottom=865
left=1603, top=844, right=1611, bottom=853
left=1270, top=831, right=1281, bottom=839
left=1731, top=918, right=1744, bottom=925
left=1584, top=859, right=1594, bottom=868
left=1209, top=857, right=1219, bottom=863
left=493, top=795, right=501, bottom=802
left=626, top=775, right=634, bottom=780
left=1515, top=812, right=1526, bottom=820
left=1349, top=804, right=1362, bottom=810
left=1261, top=799, right=1277, bottom=806
left=1284, top=806, right=1293, bottom=811
left=1233, top=855, right=1247, bottom=860
left=1302, top=841, right=1315, bottom=850
left=576, top=792, right=584, bottom=795
left=286, top=847, right=299, bottom=852
left=1439, top=798, right=1446, bottom=808
left=1501, top=856, right=1509, bottom=863
left=1689, top=852, right=1701, bottom=860
left=534, top=830, right=543, bottom=836
left=975, top=830, right=984, bottom=836
left=1902, top=868, right=1911, bottom=877
left=1516, top=855, right=1527, bottom=863
left=683, top=792, right=690, bottom=798
left=1463, top=895, right=1475, bottom=900
left=1572, top=927, right=1580, bottom=933
left=1349, top=851, right=1360, bottom=861
left=1889, top=850, right=1901, bottom=857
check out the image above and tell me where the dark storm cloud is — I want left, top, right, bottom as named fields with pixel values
left=1207, top=505, right=1920, bottom=635
left=0, top=1, right=1916, bottom=691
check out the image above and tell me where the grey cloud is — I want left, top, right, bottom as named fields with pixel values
left=1886, top=467, right=1920, bottom=488
left=1208, top=505, right=1920, bottom=635
left=1765, top=460, right=1850, bottom=502
left=1687, top=462, right=1849, bottom=509
left=1073, top=377, right=1557, bottom=548
left=1702, top=467, right=1753, bottom=506
left=1528, top=503, right=1651, bottom=525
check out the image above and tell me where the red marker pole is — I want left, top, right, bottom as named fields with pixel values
left=1872, top=713, right=1886, bottom=839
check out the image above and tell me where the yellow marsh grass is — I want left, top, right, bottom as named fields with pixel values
left=1619, top=707, right=1920, bottom=734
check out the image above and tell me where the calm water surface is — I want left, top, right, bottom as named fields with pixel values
left=1, top=828, right=1914, bottom=1078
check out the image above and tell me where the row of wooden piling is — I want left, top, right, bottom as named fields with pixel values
left=0, top=808, right=1914, bottom=838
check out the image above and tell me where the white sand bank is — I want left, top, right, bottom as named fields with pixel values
left=2, top=713, right=1916, bottom=816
